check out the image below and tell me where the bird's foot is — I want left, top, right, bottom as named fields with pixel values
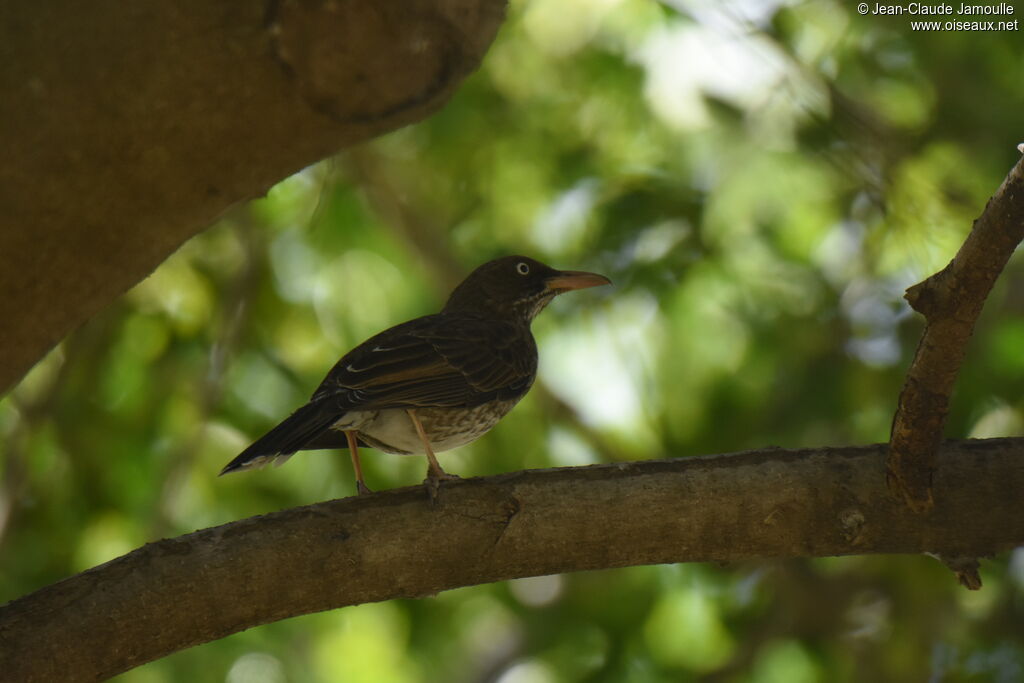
left=355, top=481, right=374, bottom=496
left=424, top=470, right=461, bottom=503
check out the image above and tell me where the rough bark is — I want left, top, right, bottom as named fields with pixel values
left=888, top=155, right=1024, bottom=511
left=0, top=0, right=506, bottom=395
left=2, top=438, right=1022, bottom=682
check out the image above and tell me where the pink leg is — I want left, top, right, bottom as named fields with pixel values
left=345, top=430, right=372, bottom=495
left=405, top=409, right=459, bottom=499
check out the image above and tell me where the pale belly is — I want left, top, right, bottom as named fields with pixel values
left=330, top=400, right=520, bottom=455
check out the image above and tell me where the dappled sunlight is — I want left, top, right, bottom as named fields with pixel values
left=4, top=0, right=1023, bottom=680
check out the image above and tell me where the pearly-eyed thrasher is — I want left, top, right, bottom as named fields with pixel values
left=220, top=256, right=611, bottom=494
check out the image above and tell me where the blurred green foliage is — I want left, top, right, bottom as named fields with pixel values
left=3, top=0, right=1024, bottom=681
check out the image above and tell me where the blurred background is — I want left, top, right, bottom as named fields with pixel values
left=3, top=0, right=1024, bottom=681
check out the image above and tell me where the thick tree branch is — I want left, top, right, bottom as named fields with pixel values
left=2, top=438, right=1022, bottom=682
left=888, top=155, right=1024, bottom=511
left=0, top=0, right=506, bottom=395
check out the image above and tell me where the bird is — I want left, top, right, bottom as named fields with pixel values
left=220, top=255, right=611, bottom=495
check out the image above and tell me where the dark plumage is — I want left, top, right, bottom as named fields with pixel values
left=220, top=255, right=611, bottom=494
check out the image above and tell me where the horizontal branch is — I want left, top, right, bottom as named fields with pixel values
left=3, top=438, right=1023, bottom=681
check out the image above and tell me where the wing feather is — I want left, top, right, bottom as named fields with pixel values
left=312, top=314, right=536, bottom=408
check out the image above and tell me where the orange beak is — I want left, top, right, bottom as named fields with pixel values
left=545, top=270, right=612, bottom=292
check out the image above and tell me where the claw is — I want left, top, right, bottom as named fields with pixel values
left=424, top=466, right=460, bottom=501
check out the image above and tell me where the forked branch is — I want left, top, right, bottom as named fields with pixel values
left=888, top=154, right=1024, bottom=511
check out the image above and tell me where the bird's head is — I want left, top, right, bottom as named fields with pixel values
left=443, top=255, right=611, bottom=323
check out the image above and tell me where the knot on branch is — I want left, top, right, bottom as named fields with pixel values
left=903, top=268, right=952, bottom=318
left=270, top=0, right=497, bottom=124
left=934, top=554, right=983, bottom=591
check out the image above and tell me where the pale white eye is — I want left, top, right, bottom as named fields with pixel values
left=516, top=262, right=530, bottom=275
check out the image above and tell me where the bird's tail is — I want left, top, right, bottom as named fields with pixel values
left=220, top=400, right=341, bottom=475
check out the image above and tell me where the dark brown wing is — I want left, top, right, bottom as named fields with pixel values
left=312, top=314, right=537, bottom=409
